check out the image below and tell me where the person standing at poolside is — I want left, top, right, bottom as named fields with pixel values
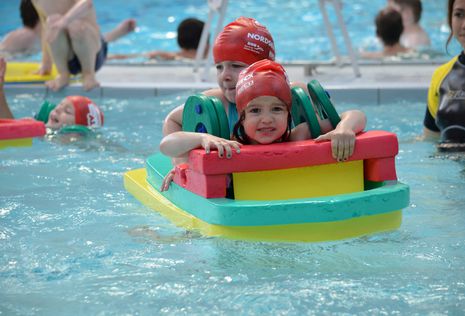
left=31, top=0, right=107, bottom=91
left=423, top=0, right=465, bottom=145
left=389, top=0, right=431, bottom=49
left=1, top=0, right=136, bottom=59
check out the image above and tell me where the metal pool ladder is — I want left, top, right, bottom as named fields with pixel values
left=319, top=0, right=361, bottom=77
left=194, top=0, right=361, bottom=81
left=193, top=0, right=229, bottom=82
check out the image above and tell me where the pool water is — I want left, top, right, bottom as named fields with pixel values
left=1, top=92, right=465, bottom=314
left=0, top=0, right=462, bottom=62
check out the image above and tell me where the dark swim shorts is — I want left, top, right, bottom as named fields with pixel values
left=67, top=36, right=108, bottom=75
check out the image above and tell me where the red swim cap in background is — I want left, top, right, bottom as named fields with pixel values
left=213, top=17, right=275, bottom=65
left=66, top=96, right=104, bottom=127
left=235, top=59, right=292, bottom=114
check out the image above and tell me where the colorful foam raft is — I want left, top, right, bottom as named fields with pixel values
left=0, top=118, right=46, bottom=149
left=125, top=80, right=409, bottom=242
left=125, top=129, right=409, bottom=242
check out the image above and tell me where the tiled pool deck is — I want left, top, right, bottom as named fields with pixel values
left=5, top=60, right=440, bottom=105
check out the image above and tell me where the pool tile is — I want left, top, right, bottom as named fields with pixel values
left=379, top=88, right=428, bottom=104
left=102, top=86, right=156, bottom=98
left=327, top=88, right=378, bottom=105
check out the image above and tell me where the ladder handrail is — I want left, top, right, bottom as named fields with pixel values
left=194, top=0, right=229, bottom=82
left=319, top=0, right=361, bottom=77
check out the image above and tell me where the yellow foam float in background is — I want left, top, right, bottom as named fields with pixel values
left=5, top=62, right=58, bottom=83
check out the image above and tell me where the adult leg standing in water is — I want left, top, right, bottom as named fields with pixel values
left=32, top=0, right=104, bottom=91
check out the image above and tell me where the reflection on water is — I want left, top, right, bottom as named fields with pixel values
left=1, top=96, right=465, bottom=314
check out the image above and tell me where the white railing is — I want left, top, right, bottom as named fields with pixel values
left=318, top=0, right=361, bottom=77
left=194, top=0, right=229, bottom=82
left=195, top=0, right=360, bottom=81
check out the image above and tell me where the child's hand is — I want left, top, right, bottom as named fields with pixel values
left=201, top=134, right=241, bottom=158
left=314, top=128, right=355, bottom=162
left=160, top=168, right=175, bottom=192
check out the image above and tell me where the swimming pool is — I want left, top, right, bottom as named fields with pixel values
left=0, top=0, right=461, bottom=62
left=1, top=91, right=464, bottom=314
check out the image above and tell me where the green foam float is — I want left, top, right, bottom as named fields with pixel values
left=182, top=94, right=230, bottom=139
left=290, top=80, right=342, bottom=138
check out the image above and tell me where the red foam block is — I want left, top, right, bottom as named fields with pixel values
left=0, top=119, right=46, bottom=140
left=364, top=157, right=397, bottom=181
left=173, top=164, right=228, bottom=198
left=188, top=130, right=399, bottom=175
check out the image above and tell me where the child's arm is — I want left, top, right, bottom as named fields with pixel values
left=162, top=105, right=184, bottom=136
left=315, top=110, right=367, bottom=162
left=160, top=131, right=241, bottom=159
left=159, top=132, right=241, bottom=191
left=0, top=58, right=14, bottom=119
left=108, top=51, right=177, bottom=61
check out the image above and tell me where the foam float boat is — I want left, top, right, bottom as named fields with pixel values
left=124, top=81, right=410, bottom=242
left=0, top=118, right=46, bottom=149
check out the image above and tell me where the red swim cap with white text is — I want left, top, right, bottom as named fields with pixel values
left=235, top=59, right=291, bottom=114
left=66, top=96, right=104, bottom=127
left=213, top=17, right=275, bottom=65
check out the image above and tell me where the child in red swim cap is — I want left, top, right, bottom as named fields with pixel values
left=213, top=17, right=275, bottom=65
left=233, top=59, right=292, bottom=144
left=46, top=96, right=104, bottom=130
left=1, top=58, right=104, bottom=135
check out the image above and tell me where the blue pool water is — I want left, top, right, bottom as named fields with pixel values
left=1, top=91, right=465, bottom=314
left=0, top=0, right=462, bottom=62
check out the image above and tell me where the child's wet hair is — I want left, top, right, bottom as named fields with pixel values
left=177, top=18, right=205, bottom=50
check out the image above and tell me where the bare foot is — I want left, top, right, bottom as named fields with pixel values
left=46, top=74, right=69, bottom=91
left=103, top=19, right=136, bottom=43
left=82, top=73, right=100, bottom=91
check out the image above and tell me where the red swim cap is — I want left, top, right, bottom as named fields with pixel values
left=235, top=59, right=292, bottom=114
left=66, top=96, right=104, bottom=127
left=213, top=17, right=275, bottom=65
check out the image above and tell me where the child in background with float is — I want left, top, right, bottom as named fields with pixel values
left=423, top=0, right=465, bottom=146
left=0, top=57, right=104, bottom=133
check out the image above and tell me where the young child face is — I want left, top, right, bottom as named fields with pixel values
left=215, top=61, right=249, bottom=103
left=46, top=98, right=75, bottom=129
left=242, top=96, right=288, bottom=145
left=452, top=0, right=465, bottom=49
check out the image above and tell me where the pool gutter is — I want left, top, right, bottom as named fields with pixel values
left=4, top=62, right=435, bottom=105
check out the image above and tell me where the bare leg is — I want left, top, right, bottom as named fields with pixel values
left=68, top=20, right=101, bottom=91
left=45, top=16, right=72, bottom=91
left=103, top=19, right=136, bottom=43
